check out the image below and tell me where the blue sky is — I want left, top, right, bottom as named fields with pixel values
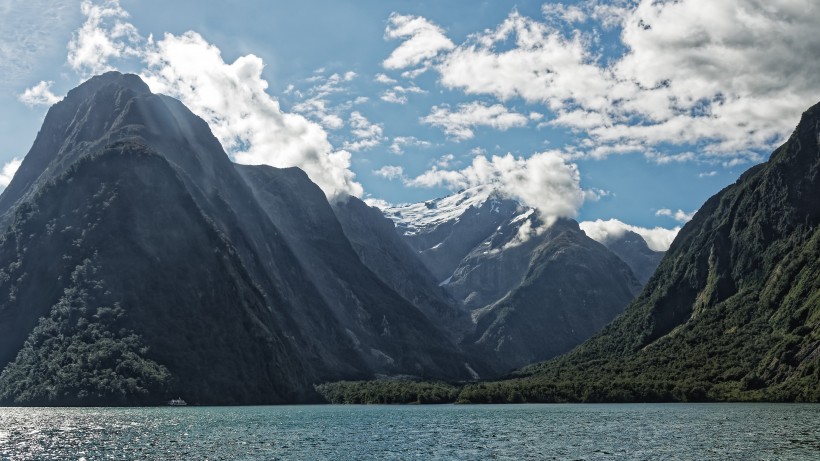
left=2, top=0, right=819, bottom=248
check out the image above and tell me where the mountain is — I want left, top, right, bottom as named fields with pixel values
left=459, top=101, right=820, bottom=403
left=331, top=197, right=474, bottom=341
left=384, top=187, right=642, bottom=370
left=465, top=219, right=643, bottom=370
left=0, top=72, right=473, bottom=405
left=598, top=230, right=664, bottom=285
left=235, top=164, right=473, bottom=376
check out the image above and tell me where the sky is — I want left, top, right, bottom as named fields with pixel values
left=1, top=0, right=819, bottom=250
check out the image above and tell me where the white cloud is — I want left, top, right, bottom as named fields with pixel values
left=542, top=2, right=588, bottom=24
left=343, top=111, right=384, bottom=151
left=380, top=91, right=407, bottom=104
left=386, top=1, right=820, bottom=162
left=421, top=102, right=529, bottom=140
left=656, top=208, right=696, bottom=223
left=18, top=80, right=61, bottom=106
left=141, top=32, right=363, bottom=200
left=389, top=136, right=432, bottom=155
left=406, top=151, right=585, bottom=226
left=380, top=83, right=425, bottom=105
left=291, top=71, right=359, bottom=130
left=698, top=171, right=717, bottom=178
left=67, top=0, right=141, bottom=76
left=0, top=157, right=22, bottom=189
left=435, top=153, right=454, bottom=168
left=373, top=165, right=405, bottom=180
left=58, top=0, right=362, bottom=200
left=383, top=13, right=455, bottom=71
left=580, top=218, right=679, bottom=251
left=363, top=197, right=393, bottom=209
left=375, top=73, right=397, bottom=84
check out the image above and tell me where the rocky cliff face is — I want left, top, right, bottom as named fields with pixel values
left=0, top=72, right=473, bottom=405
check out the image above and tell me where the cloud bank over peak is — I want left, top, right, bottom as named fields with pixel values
left=405, top=151, right=586, bottom=227
left=580, top=218, right=679, bottom=252
left=49, top=0, right=363, bottom=200
left=142, top=31, right=363, bottom=200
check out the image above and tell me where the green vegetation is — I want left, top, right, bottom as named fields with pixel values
left=315, top=380, right=460, bottom=404
left=0, top=259, right=170, bottom=405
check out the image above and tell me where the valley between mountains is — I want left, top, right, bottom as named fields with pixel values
left=0, top=72, right=816, bottom=405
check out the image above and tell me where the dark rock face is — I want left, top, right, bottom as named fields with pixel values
left=600, top=230, right=665, bottom=285
left=0, top=72, right=472, bottom=405
left=236, top=165, right=473, bottom=378
left=465, top=220, right=642, bottom=371
left=384, top=189, right=642, bottom=371
left=518, top=101, right=820, bottom=402
left=331, top=197, right=473, bottom=341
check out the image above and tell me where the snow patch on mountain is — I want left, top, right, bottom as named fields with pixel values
left=384, top=185, right=499, bottom=235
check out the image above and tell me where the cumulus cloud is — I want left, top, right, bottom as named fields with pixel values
left=68, top=0, right=140, bottom=76
left=141, top=32, right=362, bottom=199
left=343, top=111, right=384, bottom=151
left=0, top=157, right=22, bottom=189
left=656, top=208, right=696, bottom=223
left=373, top=165, right=405, bottom=180
left=542, top=2, right=588, bottom=24
left=421, top=102, right=529, bottom=140
left=363, top=197, right=393, bottom=209
left=406, top=151, right=585, bottom=226
left=380, top=83, right=425, bottom=105
left=291, top=71, right=358, bottom=130
left=386, top=1, right=820, bottom=162
left=58, top=0, right=362, bottom=200
left=383, top=13, right=455, bottom=71
left=698, top=171, right=717, bottom=178
left=374, top=73, right=397, bottom=84
left=579, top=218, right=679, bottom=252
left=389, top=136, right=432, bottom=155
left=18, top=80, right=61, bottom=106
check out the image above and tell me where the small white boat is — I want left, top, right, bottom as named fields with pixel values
left=167, top=397, right=187, bottom=406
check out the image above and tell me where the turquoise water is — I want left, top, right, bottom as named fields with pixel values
left=1, top=404, right=818, bottom=460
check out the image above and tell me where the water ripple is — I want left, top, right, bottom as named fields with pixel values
left=0, top=403, right=818, bottom=460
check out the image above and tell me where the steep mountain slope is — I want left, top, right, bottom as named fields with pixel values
left=236, top=164, right=474, bottom=378
left=599, top=230, right=664, bottom=285
left=0, top=72, right=474, bottom=404
left=460, top=101, right=820, bottom=402
left=466, top=220, right=642, bottom=370
left=0, top=144, right=312, bottom=405
left=385, top=186, right=523, bottom=288
left=385, top=189, right=642, bottom=370
left=331, top=197, right=472, bottom=340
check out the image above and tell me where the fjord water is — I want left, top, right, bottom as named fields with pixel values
left=1, top=404, right=817, bottom=460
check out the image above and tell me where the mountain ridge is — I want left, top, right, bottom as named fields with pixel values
left=0, top=72, right=475, bottom=405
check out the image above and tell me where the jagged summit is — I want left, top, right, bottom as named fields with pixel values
left=384, top=185, right=514, bottom=238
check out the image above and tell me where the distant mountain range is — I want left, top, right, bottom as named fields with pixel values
left=384, top=188, right=651, bottom=370
left=456, top=100, right=820, bottom=403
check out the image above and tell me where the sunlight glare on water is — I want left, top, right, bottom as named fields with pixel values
left=0, top=403, right=818, bottom=460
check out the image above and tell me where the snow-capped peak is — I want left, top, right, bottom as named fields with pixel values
left=383, top=185, right=506, bottom=235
